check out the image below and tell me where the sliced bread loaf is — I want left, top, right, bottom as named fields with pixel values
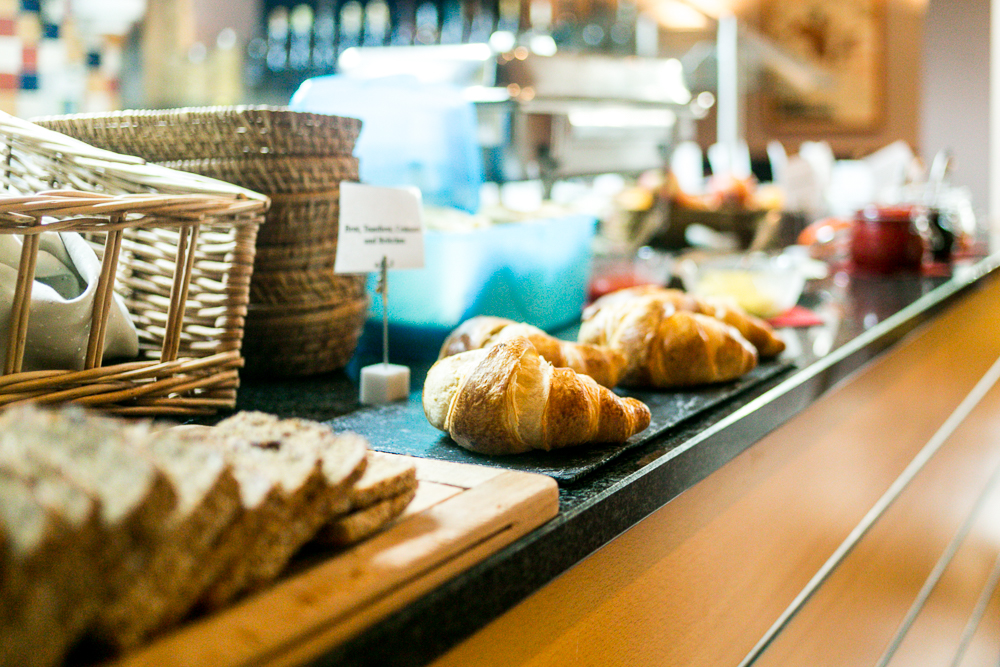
left=321, top=486, right=418, bottom=546
left=0, top=404, right=177, bottom=657
left=200, top=412, right=368, bottom=607
left=196, top=423, right=329, bottom=609
left=155, top=425, right=290, bottom=618
left=0, top=469, right=100, bottom=667
left=92, top=426, right=242, bottom=650
left=315, top=452, right=418, bottom=546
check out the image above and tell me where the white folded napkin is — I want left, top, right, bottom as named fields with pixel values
left=0, top=228, right=139, bottom=371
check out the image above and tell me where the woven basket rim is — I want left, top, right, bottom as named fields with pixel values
left=33, top=106, right=362, bottom=161
left=0, top=189, right=267, bottom=229
left=34, top=104, right=354, bottom=121
left=161, top=154, right=359, bottom=169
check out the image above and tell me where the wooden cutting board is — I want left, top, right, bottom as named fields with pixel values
left=111, top=454, right=560, bottom=667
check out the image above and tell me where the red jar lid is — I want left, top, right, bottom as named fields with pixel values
left=856, top=204, right=916, bottom=223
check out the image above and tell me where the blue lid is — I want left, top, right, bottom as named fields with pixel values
left=290, top=74, right=484, bottom=214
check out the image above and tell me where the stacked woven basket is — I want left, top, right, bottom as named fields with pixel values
left=36, top=107, right=370, bottom=377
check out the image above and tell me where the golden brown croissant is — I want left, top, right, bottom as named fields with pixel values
left=578, top=291, right=758, bottom=388
left=423, top=337, right=651, bottom=455
left=439, top=316, right=627, bottom=388
left=693, top=296, right=785, bottom=357
left=583, top=285, right=785, bottom=358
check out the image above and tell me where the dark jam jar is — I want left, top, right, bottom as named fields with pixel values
left=850, top=205, right=925, bottom=274
left=926, top=207, right=955, bottom=262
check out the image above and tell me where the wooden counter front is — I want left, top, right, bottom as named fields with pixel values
left=429, top=272, right=1000, bottom=667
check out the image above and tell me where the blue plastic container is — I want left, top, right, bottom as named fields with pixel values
left=359, top=214, right=597, bottom=362
left=290, top=75, right=484, bottom=214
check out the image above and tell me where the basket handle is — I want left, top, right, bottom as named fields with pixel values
left=3, top=233, right=40, bottom=375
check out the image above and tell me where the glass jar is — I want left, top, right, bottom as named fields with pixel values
left=850, top=205, right=925, bottom=274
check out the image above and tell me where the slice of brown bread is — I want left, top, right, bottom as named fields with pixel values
left=0, top=404, right=172, bottom=660
left=343, top=451, right=418, bottom=512
left=163, top=426, right=288, bottom=618
left=0, top=469, right=100, bottom=667
left=201, top=412, right=368, bottom=607
left=314, top=452, right=418, bottom=546
left=92, top=426, right=243, bottom=650
left=216, top=411, right=369, bottom=510
left=0, top=405, right=175, bottom=565
left=0, top=450, right=103, bottom=667
left=198, top=419, right=330, bottom=609
left=320, top=486, right=418, bottom=546
left=0, top=473, right=67, bottom=667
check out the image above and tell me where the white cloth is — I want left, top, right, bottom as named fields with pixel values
left=0, top=230, right=139, bottom=371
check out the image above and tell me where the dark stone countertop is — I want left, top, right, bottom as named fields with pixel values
left=226, top=253, right=1000, bottom=667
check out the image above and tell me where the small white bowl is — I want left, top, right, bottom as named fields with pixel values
left=678, top=252, right=807, bottom=319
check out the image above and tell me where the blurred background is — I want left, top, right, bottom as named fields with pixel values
left=1, top=0, right=993, bottom=261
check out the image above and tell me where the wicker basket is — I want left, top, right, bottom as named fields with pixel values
left=241, top=297, right=368, bottom=377
left=33, top=106, right=362, bottom=161
left=0, top=112, right=267, bottom=416
left=250, top=270, right=366, bottom=309
left=158, top=156, right=359, bottom=195
left=256, top=192, right=342, bottom=246
left=252, top=239, right=339, bottom=271
left=37, top=106, right=370, bottom=378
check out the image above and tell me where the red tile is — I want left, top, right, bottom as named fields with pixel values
left=20, top=44, right=34, bottom=70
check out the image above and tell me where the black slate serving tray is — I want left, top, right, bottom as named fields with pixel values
left=327, top=359, right=794, bottom=484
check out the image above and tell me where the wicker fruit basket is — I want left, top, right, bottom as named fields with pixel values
left=0, top=112, right=268, bottom=416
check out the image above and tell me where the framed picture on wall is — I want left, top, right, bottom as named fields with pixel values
left=761, top=0, right=885, bottom=132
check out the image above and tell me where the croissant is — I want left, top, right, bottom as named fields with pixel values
left=583, top=285, right=785, bottom=358
left=693, top=296, right=785, bottom=357
left=423, top=336, right=651, bottom=455
left=439, top=316, right=627, bottom=387
left=578, top=291, right=758, bottom=388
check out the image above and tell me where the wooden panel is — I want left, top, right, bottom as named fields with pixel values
left=884, top=461, right=1000, bottom=666
left=429, top=276, right=1000, bottom=667
left=955, top=559, right=1000, bottom=667
left=112, top=455, right=558, bottom=667
left=755, top=364, right=1000, bottom=666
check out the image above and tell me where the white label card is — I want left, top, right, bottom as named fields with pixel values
left=334, top=182, right=425, bottom=274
